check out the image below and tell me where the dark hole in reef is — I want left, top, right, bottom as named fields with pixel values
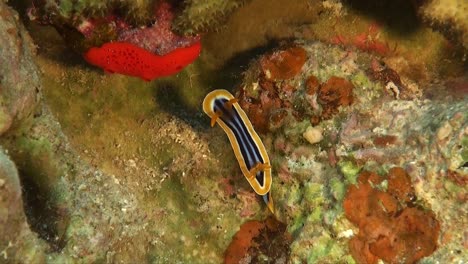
left=19, top=170, right=67, bottom=252
left=343, top=0, right=421, bottom=35
left=152, top=82, right=205, bottom=127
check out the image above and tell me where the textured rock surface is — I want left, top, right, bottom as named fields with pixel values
left=0, top=147, right=47, bottom=264
left=0, top=1, right=39, bottom=135
left=417, top=0, right=468, bottom=50
left=29, top=0, right=158, bottom=25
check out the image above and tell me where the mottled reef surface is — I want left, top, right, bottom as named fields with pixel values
left=0, top=0, right=467, bottom=263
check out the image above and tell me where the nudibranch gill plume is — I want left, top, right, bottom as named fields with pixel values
left=203, top=89, right=274, bottom=213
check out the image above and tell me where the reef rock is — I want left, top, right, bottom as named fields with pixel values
left=236, top=41, right=467, bottom=263
left=0, top=2, right=167, bottom=262
left=416, top=0, right=468, bottom=50
left=0, top=3, right=243, bottom=262
left=0, top=147, right=48, bottom=263
left=0, top=2, right=40, bottom=135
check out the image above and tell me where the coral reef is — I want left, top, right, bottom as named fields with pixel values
left=116, top=2, right=200, bottom=55
left=330, top=23, right=393, bottom=56
left=234, top=41, right=467, bottom=262
left=260, top=46, right=307, bottom=81
left=317, top=76, right=354, bottom=120
left=238, top=45, right=356, bottom=133
left=28, top=0, right=248, bottom=37
left=3, top=0, right=466, bottom=262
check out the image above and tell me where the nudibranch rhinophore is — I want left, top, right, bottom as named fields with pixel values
left=203, top=89, right=274, bottom=213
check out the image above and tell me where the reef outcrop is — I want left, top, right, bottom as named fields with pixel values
left=235, top=40, right=467, bottom=263
left=415, top=0, right=468, bottom=50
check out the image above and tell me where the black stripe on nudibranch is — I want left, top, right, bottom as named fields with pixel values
left=213, top=98, right=266, bottom=186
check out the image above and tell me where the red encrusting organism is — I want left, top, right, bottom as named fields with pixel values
left=84, top=41, right=201, bottom=81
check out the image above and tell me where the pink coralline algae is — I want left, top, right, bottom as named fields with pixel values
left=76, top=2, right=200, bottom=56
left=117, top=2, right=200, bottom=56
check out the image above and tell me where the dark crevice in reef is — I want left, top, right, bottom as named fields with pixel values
left=19, top=170, right=68, bottom=252
left=343, top=0, right=421, bottom=35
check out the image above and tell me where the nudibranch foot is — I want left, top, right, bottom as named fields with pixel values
left=203, top=89, right=274, bottom=213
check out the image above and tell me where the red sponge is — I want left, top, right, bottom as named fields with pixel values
left=84, top=41, right=201, bottom=81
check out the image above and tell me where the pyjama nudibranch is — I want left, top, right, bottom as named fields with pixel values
left=203, top=89, right=274, bottom=213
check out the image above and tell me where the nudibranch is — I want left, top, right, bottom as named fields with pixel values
left=203, top=89, right=274, bottom=213
left=84, top=41, right=201, bottom=81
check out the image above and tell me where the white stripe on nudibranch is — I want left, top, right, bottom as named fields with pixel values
left=203, top=89, right=274, bottom=213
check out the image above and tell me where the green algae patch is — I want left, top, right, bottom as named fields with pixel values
left=307, top=207, right=322, bottom=224
left=338, top=160, right=361, bottom=185
left=461, top=136, right=468, bottom=162
left=288, top=212, right=306, bottom=236
left=303, top=182, right=324, bottom=206
left=329, top=177, right=346, bottom=201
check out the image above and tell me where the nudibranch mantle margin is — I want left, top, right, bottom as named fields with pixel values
left=203, top=89, right=274, bottom=213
